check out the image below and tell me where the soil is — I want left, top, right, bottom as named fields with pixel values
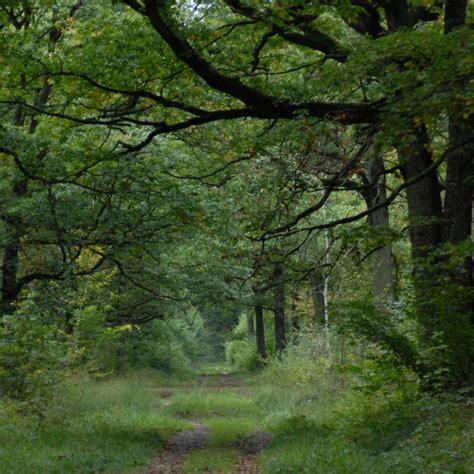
left=234, top=430, right=273, bottom=474
left=146, top=421, right=209, bottom=474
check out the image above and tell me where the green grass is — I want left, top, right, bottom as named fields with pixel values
left=0, top=371, right=189, bottom=473
left=206, top=416, right=258, bottom=444
left=177, top=400, right=262, bottom=473
left=164, top=372, right=264, bottom=473
left=194, top=362, right=235, bottom=375
left=2, top=362, right=472, bottom=474
left=164, top=389, right=260, bottom=418
left=255, top=373, right=474, bottom=473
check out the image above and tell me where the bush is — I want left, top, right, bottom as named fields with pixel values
left=225, top=339, right=259, bottom=370
left=70, top=305, right=121, bottom=374
left=0, top=301, right=68, bottom=411
left=118, top=318, right=200, bottom=374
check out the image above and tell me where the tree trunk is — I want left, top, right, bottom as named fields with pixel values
left=291, top=297, right=300, bottom=333
left=230, top=306, right=241, bottom=327
left=443, top=0, right=473, bottom=319
left=441, top=0, right=474, bottom=384
left=1, top=77, right=51, bottom=314
left=443, top=117, right=474, bottom=300
left=1, top=180, right=27, bottom=314
left=398, top=126, right=474, bottom=388
left=246, top=308, right=255, bottom=339
left=272, top=263, right=287, bottom=352
left=399, top=128, right=444, bottom=265
left=1, top=233, right=21, bottom=314
left=444, top=0, right=467, bottom=34
left=362, top=153, right=396, bottom=304
left=310, top=268, right=325, bottom=323
left=255, top=305, right=267, bottom=360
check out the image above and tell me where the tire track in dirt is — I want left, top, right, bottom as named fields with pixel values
left=146, top=420, right=209, bottom=474
left=234, top=430, right=272, bottom=474
left=147, top=373, right=272, bottom=473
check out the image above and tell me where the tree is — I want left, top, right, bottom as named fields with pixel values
left=116, top=0, right=472, bottom=386
left=2, top=0, right=472, bottom=388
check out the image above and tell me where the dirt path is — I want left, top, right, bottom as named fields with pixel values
left=234, top=431, right=273, bottom=474
left=145, top=372, right=271, bottom=474
left=146, top=421, right=209, bottom=474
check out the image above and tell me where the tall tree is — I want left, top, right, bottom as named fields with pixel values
left=4, top=0, right=472, bottom=387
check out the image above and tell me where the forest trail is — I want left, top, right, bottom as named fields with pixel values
left=146, top=420, right=209, bottom=473
left=145, top=371, right=271, bottom=473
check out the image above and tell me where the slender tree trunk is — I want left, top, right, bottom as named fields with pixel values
left=272, top=263, right=287, bottom=352
left=1, top=100, right=28, bottom=315
left=322, top=210, right=331, bottom=332
left=323, top=258, right=330, bottom=332
left=291, top=297, right=300, bottom=333
left=1, top=233, right=21, bottom=314
left=255, top=305, right=267, bottom=360
left=246, top=308, right=255, bottom=339
left=310, top=268, right=325, bottom=323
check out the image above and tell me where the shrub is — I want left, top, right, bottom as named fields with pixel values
left=0, top=301, right=68, bottom=411
left=225, top=339, right=258, bottom=370
left=70, top=305, right=121, bottom=374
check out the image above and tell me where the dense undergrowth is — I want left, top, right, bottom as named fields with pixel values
left=255, top=332, right=474, bottom=473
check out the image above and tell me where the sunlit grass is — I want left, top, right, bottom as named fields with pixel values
left=194, top=362, right=234, bottom=375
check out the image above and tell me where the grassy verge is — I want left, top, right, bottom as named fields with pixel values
left=0, top=370, right=189, bottom=473
left=254, top=348, right=474, bottom=474
left=258, top=387, right=473, bottom=473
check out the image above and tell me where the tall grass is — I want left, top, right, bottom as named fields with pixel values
left=0, top=370, right=189, bottom=473
left=256, top=331, right=474, bottom=473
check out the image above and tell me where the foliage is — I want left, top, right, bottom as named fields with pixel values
left=69, top=304, right=122, bottom=374
left=0, top=301, right=68, bottom=408
left=0, top=0, right=473, bottom=470
left=225, top=339, right=259, bottom=371
left=225, top=312, right=275, bottom=370
left=118, top=318, right=198, bottom=374
left=257, top=333, right=474, bottom=473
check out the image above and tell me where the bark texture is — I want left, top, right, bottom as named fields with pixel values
left=399, top=128, right=444, bottom=264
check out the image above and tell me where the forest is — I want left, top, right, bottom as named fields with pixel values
left=0, top=0, right=473, bottom=472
